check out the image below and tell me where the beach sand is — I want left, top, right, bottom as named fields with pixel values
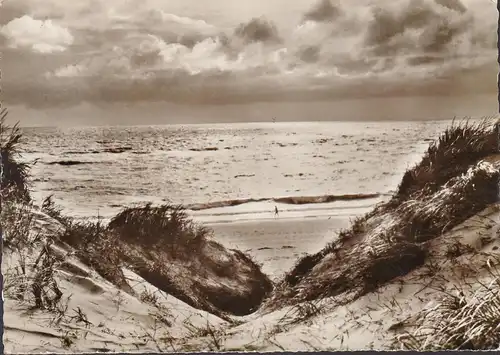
left=209, top=217, right=352, bottom=280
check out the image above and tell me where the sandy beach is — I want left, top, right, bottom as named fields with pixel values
left=209, top=216, right=352, bottom=280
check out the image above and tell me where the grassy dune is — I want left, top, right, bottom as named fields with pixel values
left=51, top=203, right=272, bottom=319
left=267, top=119, right=500, bottom=308
left=1, top=112, right=272, bottom=321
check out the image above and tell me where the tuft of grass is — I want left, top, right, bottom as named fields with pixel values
left=395, top=277, right=500, bottom=350
left=42, top=198, right=131, bottom=292
left=444, top=240, right=475, bottom=260
left=108, top=204, right=211, bottom=254
left=60, top=331, right=77, bottom=349
left=70, top=307, right=92, bottom=328
left=2, top=201, right=41, bottom=250
left=279, top=300, right=323, bottom=328
left=42, top=195, right=72, bottom=226
left=0, top=110, right=32, bottom=202
left=183, top=319, right=225, bottom=351
left=2, top=204, right=64, bottom=310
left=58, top=218, right=129, bottom=291
left=140, top=289, right=160, bottom=306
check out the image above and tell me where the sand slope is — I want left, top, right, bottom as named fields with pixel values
left=4, top=242, right=228, bottom=352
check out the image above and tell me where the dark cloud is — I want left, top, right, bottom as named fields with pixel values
left=233, top=17, right=282, bottom=44
left=434, top=0, right=467, bottom=13
left=303, top=0, right=342, bottom=23
left=364, top=0, right=475, bottom=59
left=0, top=1, right=29, bottom=26
left=296, top=45, right=321, bottom=63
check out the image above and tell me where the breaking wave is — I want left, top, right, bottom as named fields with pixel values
left=47, top=160, right=94, bottom=166
left=185, top=193, right=381, bottom=211
left=3, top=0, right=495, bottom=107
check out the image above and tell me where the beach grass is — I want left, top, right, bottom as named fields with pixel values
left=394, top=265, right=500, bottom=350
left=0, top=110, right=31, bottom=202
left=396, top=118, right=498, bottom=200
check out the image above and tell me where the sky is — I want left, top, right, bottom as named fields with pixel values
left=0, top=0, right=498, bottom=125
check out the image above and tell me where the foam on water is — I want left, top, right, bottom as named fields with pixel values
left=191, top=198, right=383, bottom=224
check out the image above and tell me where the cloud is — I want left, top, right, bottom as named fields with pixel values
left=0, top=15, right=74, bottom=53
left=302, top=0, right=343, bottom=23
left=0, top=0, right=496, bottom=110
left=50, top=64, right=87, bottom=78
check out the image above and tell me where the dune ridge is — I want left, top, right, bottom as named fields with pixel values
left=269, top=119, right=500, bottom=307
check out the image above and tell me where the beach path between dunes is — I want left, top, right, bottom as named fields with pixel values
left=208, top=216, right=352, bottom=281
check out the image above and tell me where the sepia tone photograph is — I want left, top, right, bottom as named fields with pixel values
left=0, top=0, right=499, bottom=352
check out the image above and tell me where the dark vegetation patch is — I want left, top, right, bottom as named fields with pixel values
left=189, top=147, right=219, bottom=152
left=47, top=161, right=93, bottom=166
left=0, top=110, right=31, bottom=202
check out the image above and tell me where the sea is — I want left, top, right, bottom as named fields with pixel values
left=22, top=120, right=454, bottom=222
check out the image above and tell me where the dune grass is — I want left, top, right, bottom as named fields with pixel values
left=0, top=110, right=31, bottom=202
left=2, top=196, right=64, bottom=310
left=40, top=201, right=215, bottom=294
left=48, top=201, right=272, bottom=319
left=395, top=118, right=498, bottom=201
left=108, top=203, right=211, bottom=253
left=1, top=115, right=65, bottom=310
left=41, top=199, right=272, bottom=317
left=107, top=204, right=272, bottom=317
left=395, top=269, right=500, bottom=350
left=270, top=118, right=500, bottom=308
